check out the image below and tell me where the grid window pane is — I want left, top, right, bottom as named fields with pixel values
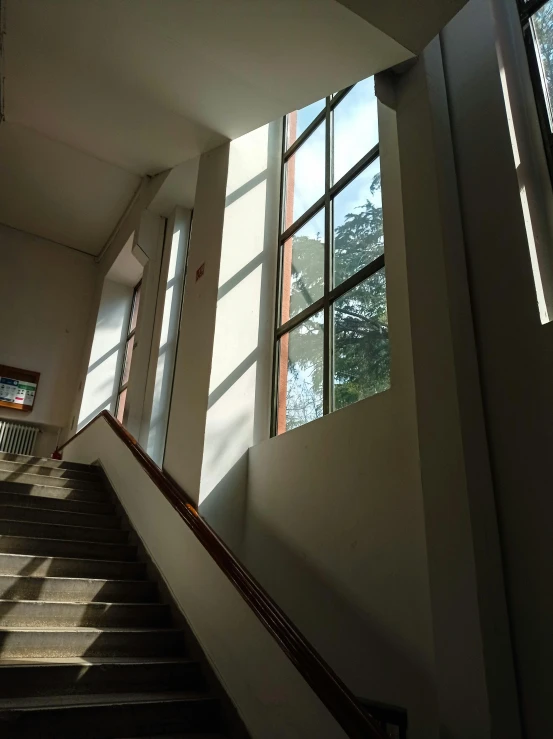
left=280, top=211, right=325, bottom=325
left=333, top=77, right=379, bottom=183
left=286, top=98, right=325, bottom=149
left=333, top=269, right=390, bottom=411
left=116, top=388, right=127, bottom=423
left=284, top=122, right=325, bottom=228
left=277, top=311, right=324, bottom=433
left=333, top=158, right=383, bottom=288
left=121, top=337, right=134, bottom=386
left=130, top=284, right=141, bottom=333
left=532, top=0, right=553, bottom=129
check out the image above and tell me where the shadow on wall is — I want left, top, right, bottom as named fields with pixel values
left=199, top=452, right=436, bottom=738
left=199, top=121, right=280, bottom=507
left=78, top=281, right=134, bottom=430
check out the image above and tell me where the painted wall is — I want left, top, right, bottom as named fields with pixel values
left=442, top=1, right=553, bottom=735
left=62, top=416, right=354, bottom=739
left=236, top=101, right=438, bottom=737
left=0, top=223, right=97, bottom=453
left=77, top=279, right=133, bottom=429
left=198, top=123, right=281, bottom=545
left=144, top=207, right=191, bottom=465
left=164, top=144, right=230, bottom=499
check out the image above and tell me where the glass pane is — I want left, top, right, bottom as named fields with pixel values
left=277, top=311, right=324, bottom=433
left=280, top=211, right=324, bottom=325
left=116, top=388, right=127, bottom=423
left=121, top=337, right=134, bottom=386
left=333, top=77, right=378, bottom=183
left=333, top=158, right=383, bottom=287
left=130, top=284, right=141, bottom=333
left=286, top=98, right=325, bottom=149
left=284, top=122, right=325, bottom=228
left=532, top=0, right=553, bottom=129
left=333, top=268, right=390, bottom=411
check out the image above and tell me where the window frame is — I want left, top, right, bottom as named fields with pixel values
left=115, top=280, right=141, bottom=423
left=518, top=0, right=553, bottom=185
left=271, top=84, right=386, bottom=436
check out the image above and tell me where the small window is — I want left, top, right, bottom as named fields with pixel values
left=115, top=281, right=141, bottom=424
left=273, top=78, right=390, bottom=435
left=519, top=0, right=553, bottom=179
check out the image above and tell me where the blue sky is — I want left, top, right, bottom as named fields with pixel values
left=286, top=76, right=381, bottom=240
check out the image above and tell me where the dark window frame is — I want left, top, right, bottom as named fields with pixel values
left=115, top=280, right=141, bottom=422
left=518, top=0, right=553, bottom=184
left=271, top=83, right=386, bottom=436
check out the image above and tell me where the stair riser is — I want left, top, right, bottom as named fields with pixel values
left=0, top=454, right=93, bottom=472
left=0, top=554, right=146, bottom=580
left=0, top=576, right=157, bottom=603
left=0, top=602, right=171, bottom=628
left=0, top=662, right=203, bottom=698
left=0, top=536, right=136, bottom=561
left=0, top=481, right=108, bottom=503
left=0, top=520, right=127, bottom=545
left=0, top=630, right=185, bottom=658
left=0, top=460, right=102, bottom=483
left=0, top=505, right=119, bottom=530
left=0, top=491, right=113, bottom=516
left=0, top=699, right=220, bottom=739
left=0, top=471, right=102, bottom=491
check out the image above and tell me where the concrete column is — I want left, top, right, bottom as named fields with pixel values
left=377, top=38, right=521, bottom=738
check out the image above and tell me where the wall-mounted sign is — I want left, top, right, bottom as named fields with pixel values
left=0, top=365, right=40, bottom=412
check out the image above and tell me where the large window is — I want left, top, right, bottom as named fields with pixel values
left=115, top=280, right=141, bottom=424
left=273, top=77, right=390, bottom=435
left=519, top=0, right=553, bottom=182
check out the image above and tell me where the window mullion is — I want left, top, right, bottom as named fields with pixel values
left=323, top=96, right=332, bottom=417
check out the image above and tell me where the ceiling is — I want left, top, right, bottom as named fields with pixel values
left=0, top=0, right=468, bottom=257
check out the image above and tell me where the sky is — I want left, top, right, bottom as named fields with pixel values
left=285, top=75, right=381, bottom=241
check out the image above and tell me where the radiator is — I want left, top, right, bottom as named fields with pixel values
left=0, top=420, right=40, bottom=455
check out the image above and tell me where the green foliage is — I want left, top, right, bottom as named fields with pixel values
left=284, top=172, right=390, bottom=430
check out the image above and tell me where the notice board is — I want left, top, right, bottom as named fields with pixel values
left=0, top=365, right=40, bottom=412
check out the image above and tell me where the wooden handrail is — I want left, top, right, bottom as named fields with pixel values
left=57, top=411, right=387, bottom=739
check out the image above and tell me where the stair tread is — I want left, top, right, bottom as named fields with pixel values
left=0, top=461, right=101, bottom=477
left=0, top=478, right=106, bottom=492
left=0, top=598, right=164, bottom=606
left=0, top=517, right=120, bottom=535
left=0, top=626, right=181, bottom=633
left=0, top=551, right=141, bottom=568
left=0, top=454, right=94, bottom=471
left=0, top=657, right=193, bottom=665
left=0, top=691, right=212, bottom=710
left=0, top=532, right=133, bottom=548
left=0, top=502, right=118, bottom=520
left=0, top=573, right=146, bottom=584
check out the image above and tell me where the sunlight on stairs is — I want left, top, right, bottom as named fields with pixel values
left=0, top=452, right=227, bottom=738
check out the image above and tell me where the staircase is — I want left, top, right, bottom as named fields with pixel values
left=0, top=452, right=230, bottom=738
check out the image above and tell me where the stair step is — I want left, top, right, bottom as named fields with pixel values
left=0, top=453, right=94, bottom=472
left=0, top=504, right=119, bottom=530
left=0, top=459, right=101, bottom=483
left=0, top=658, right=203, bottom=697
left=0, top=627, right=186, bottom=658
left=0, top=480, right=109, bottom=503
left=0, top=599, right=171, bottom=627
left=0, top=470, right=103, bottom=492
left=0, top=518, right=127, bottom=544
left=0, top=575, right=156, bottom=603
left=0, top=534, right=136, bottom=561
left=0, top=693, right=221, bottom=739
left=0, top=553, right=146, bottom=580
left=0, top=489, right=113, bottom=516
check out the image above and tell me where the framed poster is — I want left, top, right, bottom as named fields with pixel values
left=0, top=365, right=40, bottom=412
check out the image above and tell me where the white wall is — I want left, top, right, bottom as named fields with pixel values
left=0, top=223, right=98, bottom=453
left=198, top=123, right=281, bottom=543
left=144, top=207, right=191, bottom=464
left=164, top=144, right=230, bottom=500
left=442, top=1, right=553, bottom=735
left=62, top=416, right=353, bottom=739
left=77, top=279, right=133, bottom=429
